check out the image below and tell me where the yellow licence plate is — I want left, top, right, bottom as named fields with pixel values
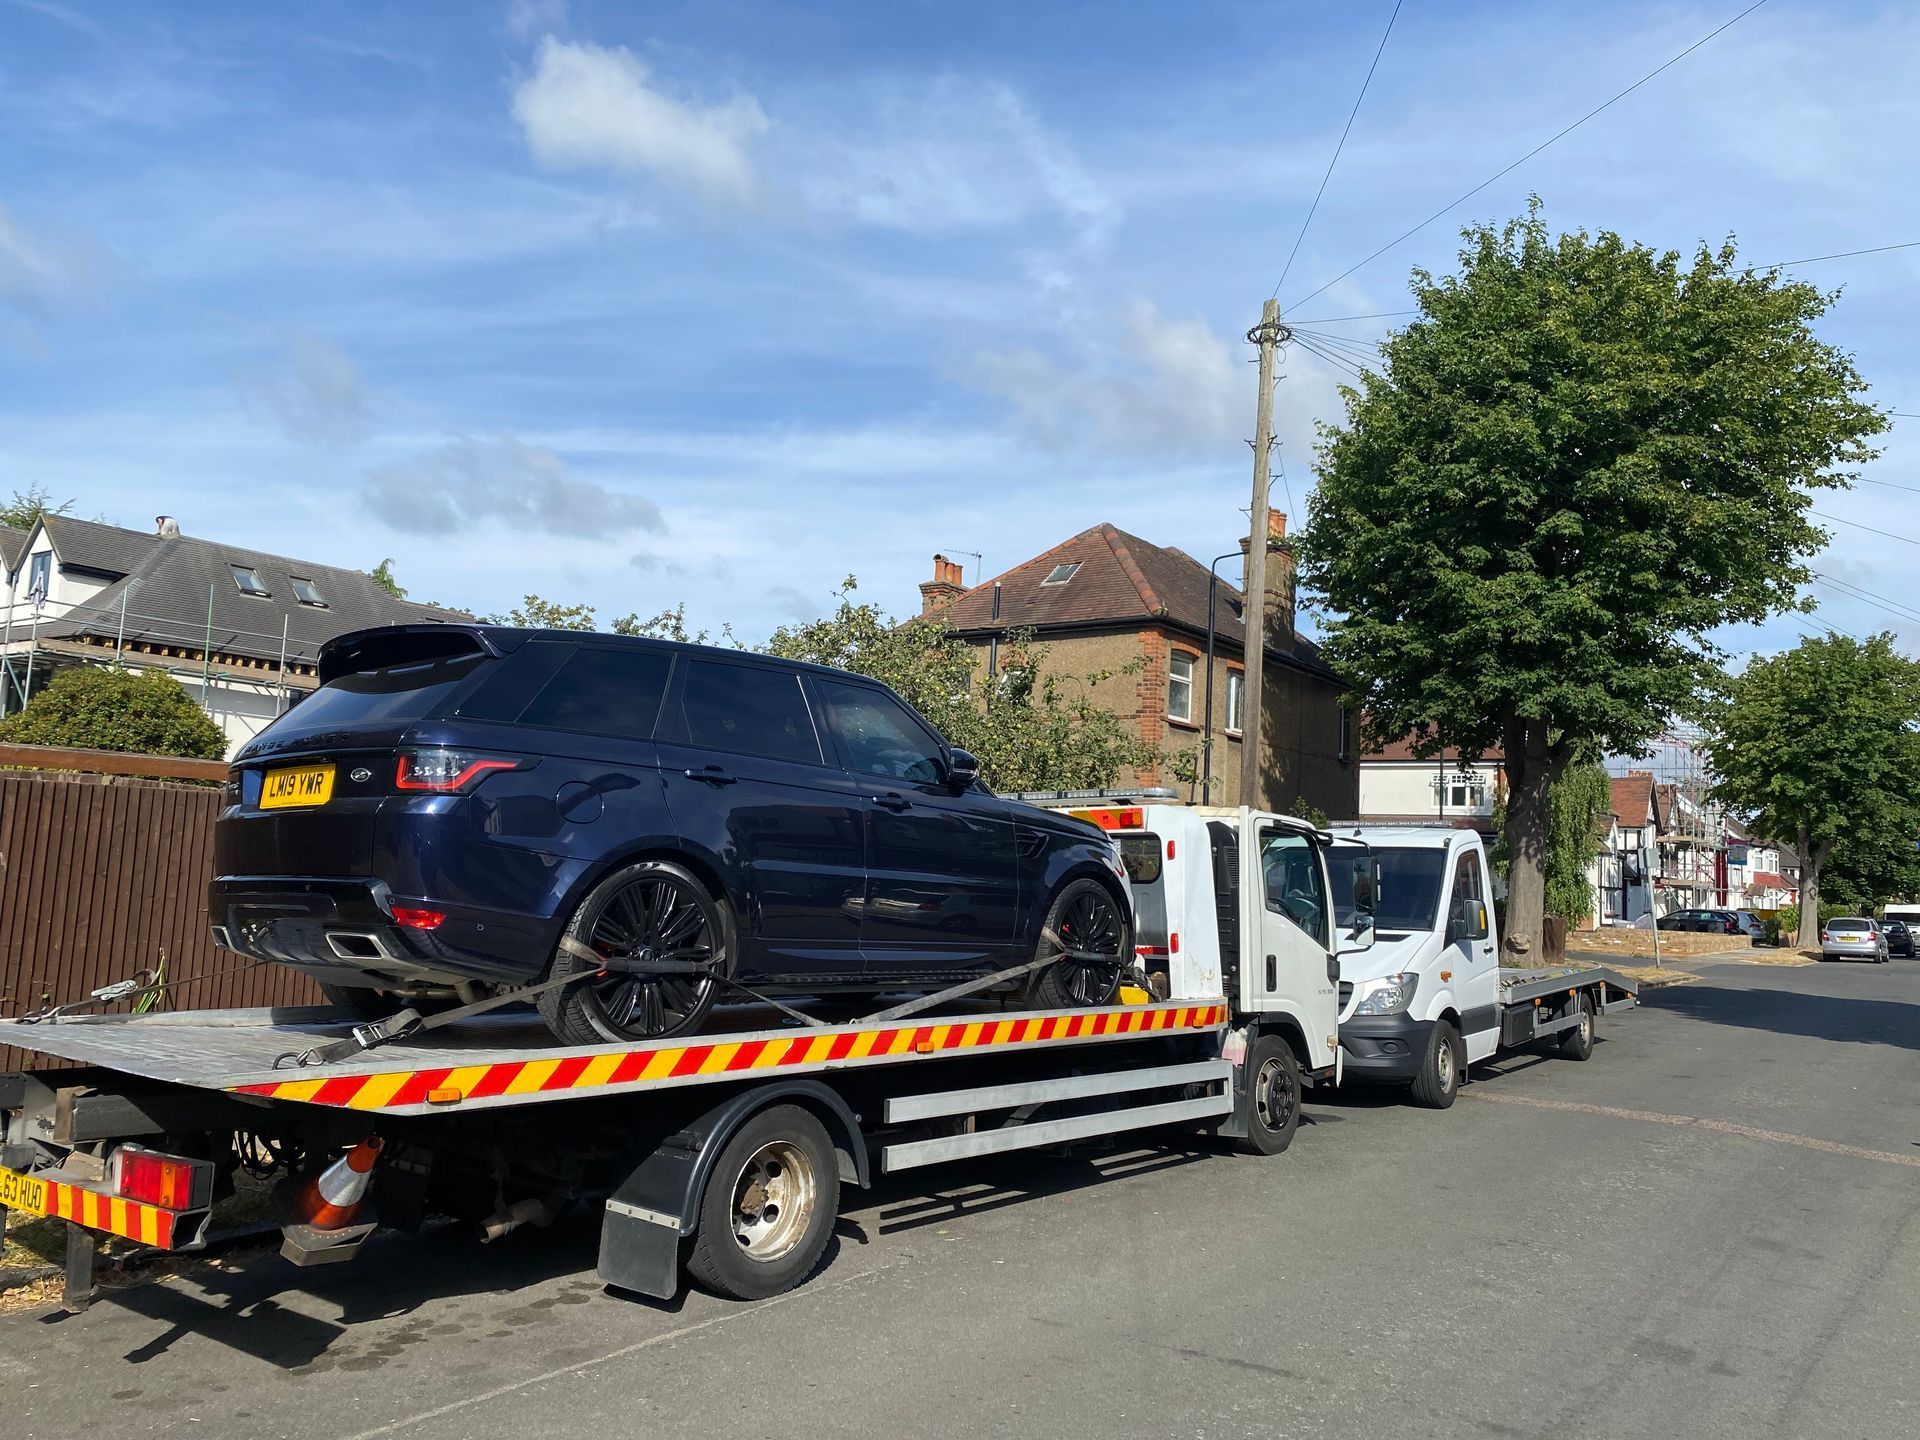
left=0, top=1165, right=49, bottom=1215
left=261, top=763, right=336, bottom=809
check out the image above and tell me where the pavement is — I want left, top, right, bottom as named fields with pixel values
left=4, top=958, right=1917, bottom=1439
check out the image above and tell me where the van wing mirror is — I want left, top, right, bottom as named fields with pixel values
left=1339, top=910, right=1376, bottom=955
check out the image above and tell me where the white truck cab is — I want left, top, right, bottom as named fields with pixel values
left=1329, top=825, right=1501, bottom=1105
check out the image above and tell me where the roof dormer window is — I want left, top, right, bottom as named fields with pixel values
left=290, top=576, right=327, bottom=608
left=1041, top=561, right=1081, bottom=585
left=229, top=563, right=271, bottom=597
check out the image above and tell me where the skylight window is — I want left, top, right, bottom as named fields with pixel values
left=290, top=576, right=327, bottom=608
left=229, top=563, right=270, bottom=597
left=1041, top=561, right=1081, bottom=585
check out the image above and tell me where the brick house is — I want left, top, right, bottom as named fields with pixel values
left=915, top=517, right=1356, bottom=817
left=1356, top=737, right=1505, bottom=835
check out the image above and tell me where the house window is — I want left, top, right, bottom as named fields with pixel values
left=27, top=551, right=51, bottom=600
left=290, top=576, right=327, bottom=608
left=1225, top=669, right=1244, bottom=734
left=229, top=563, right=271, bottom=597
left=1447, top=781, right=1487, bottom=811
left=1337, top=704, right=1351, bottom=761
left=1041, top=562, right=1081, bottom=586
left=1168, top=651, right=1195, bottom=724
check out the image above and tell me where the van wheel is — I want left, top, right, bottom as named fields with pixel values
left=686, top=1105, right=839, bottom=1300
left=1410, top=1019, right=1462, bottom=1109
left=1558, top=996, right=1596, bottom=1061
left=1235, top=1033, right=1302, bottom=1155
left=539, top=861, right=728, bottom=1045
left=1028, top=879, right=1131, bottom=1010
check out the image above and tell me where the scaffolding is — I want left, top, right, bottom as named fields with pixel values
left=1613, top=724, right=1729, bottom=911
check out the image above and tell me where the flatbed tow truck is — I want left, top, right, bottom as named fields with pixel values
left=0, top=799, right=1636, bottom=1313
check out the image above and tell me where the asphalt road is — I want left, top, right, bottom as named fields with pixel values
left=5, top=958, right=1917, bottom=1439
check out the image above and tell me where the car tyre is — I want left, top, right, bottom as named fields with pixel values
left=686, top=1104, right=839, bottom=1301
left=539, top=860, right=730, bottom=1045
left=1235, top=1032, right=1303, bottom=1155
left=1028, top=878, right=1132, bottom=1011
left=1410, top=1018, right=1463, bottom=1109
left=1558, top=996, right=1596, bottom=1061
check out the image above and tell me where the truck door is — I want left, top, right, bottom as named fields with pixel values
left=1245, top=820, right=1341, bottom=1074
left=1445, top=844, right=1501, bottom=1061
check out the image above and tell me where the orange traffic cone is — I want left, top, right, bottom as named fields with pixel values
left=289, top=1137, right=382, bottom=1231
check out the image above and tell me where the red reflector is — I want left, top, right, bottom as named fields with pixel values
left=1170, top=932, right=1180, bottom=954
left=392, top=906, right=446, bottom=931
left=1166, top=839, right=1176, bottom=859
left=113, top=1147, right=202, bottom=1209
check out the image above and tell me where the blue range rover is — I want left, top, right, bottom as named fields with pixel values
left=210, top=625, right=1131, bottom=1044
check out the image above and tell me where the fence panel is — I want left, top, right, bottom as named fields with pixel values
left=0, top=769, right=322, bottom=1071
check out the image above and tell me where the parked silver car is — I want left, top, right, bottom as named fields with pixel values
left=1820, top=917, right=1889, bottom=963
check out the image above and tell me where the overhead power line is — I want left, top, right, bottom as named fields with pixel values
left=1287, top=0, right=1771, bottom=311
left=1811, top=570, right=1920, bottom=627
left=1810, top=509, right=1920, bottom=549
left=1273, top=0, right=1404, bottom=298
left=1748, top=240, right=1920, bottom=271
left=1286, top=310, right=1418, bottom=324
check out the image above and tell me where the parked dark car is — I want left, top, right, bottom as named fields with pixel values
left=210, top=625, right=1132, bottom=1044
left=1884, top=920, right=1914, bottom=958
left=1664, top=908, right=1743, bottom=936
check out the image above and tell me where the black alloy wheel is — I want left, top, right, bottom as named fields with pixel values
left=1029, top=878, right=1132, bottom=1010
left=539, top=860, right=727, bottom=1045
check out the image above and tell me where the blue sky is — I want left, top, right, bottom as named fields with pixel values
left=2, top=0, right=1917, bottom=655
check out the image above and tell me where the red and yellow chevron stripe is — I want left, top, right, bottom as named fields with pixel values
left=40, top=1179, right=179, bottom=1249
left=233, top=1001, right=1229, bottom=1114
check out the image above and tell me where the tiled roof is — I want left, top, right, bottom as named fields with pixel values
left=0, top=524, right=26, bottom=577
left=36, top=515, right=465, bottom=667
left=1363, top=734, right=1505, bottom=764
left=1609, top=772, right=1656, bottom=826
left=939, top=522, right=1333, bottom=676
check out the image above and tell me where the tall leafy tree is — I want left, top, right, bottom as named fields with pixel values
left=1, top=485, right=75, bottom=531
left=1705, top=633, right=1920, bottom=946
left=367, top=558, right=407, bottom=599
left=1299, top=203, right=1885, bottom=960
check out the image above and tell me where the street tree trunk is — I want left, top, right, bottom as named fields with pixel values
left=1499, top=716, right=1566, bottom=964
left=1796, top=829, right=1831, bottom=949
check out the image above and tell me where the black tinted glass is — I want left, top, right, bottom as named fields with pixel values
left=499, top=646, right=674, bottom=740
left=284, top=652, right=487, bottom=729
left=1367, top=848, right=1449, bottom=931
left=816, top=680, right=944, bottom=782
left=680, top=661, right=821, bottom=765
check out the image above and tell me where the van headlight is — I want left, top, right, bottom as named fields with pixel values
left=1352, top=973, right=1419, bottom=1015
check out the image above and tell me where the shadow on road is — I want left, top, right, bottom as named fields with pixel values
left=1647, top=983, right=1920, bottom=1051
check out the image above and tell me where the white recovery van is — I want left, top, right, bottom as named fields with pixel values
left=1327, top=824, right=1638, bottom=1107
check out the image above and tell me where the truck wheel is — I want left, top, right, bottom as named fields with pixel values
left=1235, top=1033, right=1302, bottom=1155
left=1028, top=879, right=1132, bottom=1010
left=686, top=1105, right=840, bottom=1301
left=1410, top=1019, right=1462, bottom=1109
left=539, top=860, right=728, bottom=1045
left=1558, top=996, right=1596, bottom=1061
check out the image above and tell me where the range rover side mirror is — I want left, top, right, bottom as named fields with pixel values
left=946, top=748, right=981, bottom=790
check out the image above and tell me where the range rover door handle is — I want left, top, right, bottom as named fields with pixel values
left=684, top=766, right=737, bottom=786
left=872, top=793, right=913, bottom=812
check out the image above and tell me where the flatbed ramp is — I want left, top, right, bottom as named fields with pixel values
left=0, top=998, right=1229, bottom=1117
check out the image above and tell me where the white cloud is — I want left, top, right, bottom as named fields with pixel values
left=241, top=336, right=369, bottom=450
left=964, top=298, right=1239, bottom=453
left=511, top=38, right=768, bottom=209
left=504, top=0, right=568, bottom=42
left=363, top=434, right=664, bottom=538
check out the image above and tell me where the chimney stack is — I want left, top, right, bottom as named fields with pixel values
left=1239, top=511, right=1294, bottom=648
left=919, top=554, right=966, bottom=615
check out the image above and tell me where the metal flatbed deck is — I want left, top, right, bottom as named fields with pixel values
left=0, top=998, right=1229, bottom=1118
left=1499, top=963, right=1639, bottom=1009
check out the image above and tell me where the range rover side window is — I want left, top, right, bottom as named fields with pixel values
left=679, top=660, right=823, bottom=766
left=461, top=643, right=672, bottom=741
left=814, top=680, right=946, bottom=783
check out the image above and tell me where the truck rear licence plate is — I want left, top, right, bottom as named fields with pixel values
left=0, top=1166, right=49, bottom=1215
left=261, top=763, right=335, bottom=809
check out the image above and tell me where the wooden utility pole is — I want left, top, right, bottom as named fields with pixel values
left=1240, top=299, right=1290, bottom=810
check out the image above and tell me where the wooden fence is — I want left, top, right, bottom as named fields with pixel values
left=0, top=753, right=322, bottom=1070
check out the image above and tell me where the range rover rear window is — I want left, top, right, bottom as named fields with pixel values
left=288, top=650, right=490, bottom=729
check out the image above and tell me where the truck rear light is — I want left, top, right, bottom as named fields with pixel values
left=395, top=749, right=523, bottom=793
left=391, top=906, right=446, bottom=931
left=111, top=1146, right=212, bottom=1210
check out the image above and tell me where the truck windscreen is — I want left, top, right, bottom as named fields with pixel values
left=1358, top=847, right=1449, bottom=932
